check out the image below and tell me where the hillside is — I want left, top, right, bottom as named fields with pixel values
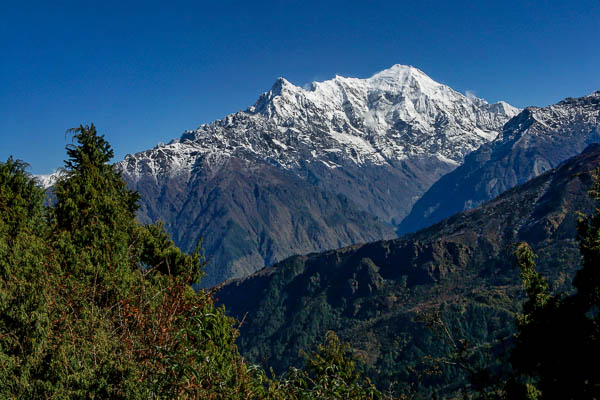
left=130, top=158, right=395, bottom=286
left=217, top=144, right=600, bottom=394
left=399, top=91, right=600, bottom=234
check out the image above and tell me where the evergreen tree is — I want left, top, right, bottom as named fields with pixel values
left=52, top=124, right=141, bottom=292
left=0, top=157, right=46, bottom=240
left=507, top=170, right=600, bottom=399
left=0, top=157, right=53, bottom=397
left=269, top=331, right=383, bottom=399
left=40, top=124, right=245, bottom=397
left=0, top=124, right=392, bottom=399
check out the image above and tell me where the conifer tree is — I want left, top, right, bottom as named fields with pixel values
left=0, top=157, right=53, bottom=396
left=38, top=124, right=221, bottom=397
left=269, top=331, right=383, bottom=399
left=508, top=170, right=600, bottom=399
left=52, top=124, right=141, bottom=292
left=0, top=124, right=392, bottom=399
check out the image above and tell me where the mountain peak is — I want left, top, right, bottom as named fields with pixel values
left=269, top=77, right=295, bottom=95
left=398, top=91, right=600, bottom=235
left=124, top=65, right=520, bottom=186
left=252, top=65, right=519, bottom=120
left=369, top=64, right=426, bottom=79
left=248, top=76, right=301, bottom=115
left=367, top=64, right=440, bottom=91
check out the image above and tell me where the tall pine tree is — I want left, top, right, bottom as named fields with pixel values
left=508, top=170, right=600, bottom=399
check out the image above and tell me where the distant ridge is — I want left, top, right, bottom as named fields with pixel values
left=398, top=90, right=600, bottom=235
left=115, top=65, right=519, bottom=286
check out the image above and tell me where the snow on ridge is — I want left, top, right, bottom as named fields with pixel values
left=119, top=65, right=522, bottom=181
left=34, top=170, right=65, bottom=189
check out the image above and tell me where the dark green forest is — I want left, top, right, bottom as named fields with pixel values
left=1, top=125, right=599, bottom=398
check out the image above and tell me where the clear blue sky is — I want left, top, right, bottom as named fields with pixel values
left=2, top=0, right=599, bottom=174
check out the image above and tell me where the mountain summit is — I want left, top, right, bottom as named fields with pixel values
left=124, top=65, right=516, bottom=179
left=118, top=66, right=519, bottom=285
left=244, top=64, right=518, bottom=166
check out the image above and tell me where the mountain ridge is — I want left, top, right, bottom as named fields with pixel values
left=121, top=65, right=518, bottom=182
left=113, top=66, right=518, bottom=285
left=398, top=90, right=600, bottom=234
left=217, top=143, right=600, bottom=393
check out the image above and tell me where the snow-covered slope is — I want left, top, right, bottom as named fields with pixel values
left=120, top=65, right=518, bottom=181
left=398, top=91, right=600, bottom=234
left=117, top=65, right=520, bottom=286
left=35, top=170, right=63, bottom=189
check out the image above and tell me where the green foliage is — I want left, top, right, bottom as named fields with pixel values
left=52, top=124, right=141, bottom=293
left=507, top=169, right=600, bottom=399
left=224, top=241, right=521, bottom=398
left=0, top=157, right=54, bottom=398
left=268, top=331, right=384, bottom=400
left=514, top=243, right=550, bottom=328
left=139, top=221, right=204, bottom=283
left=0, top=157, right=46, bottom=240
left=0, top=124, right=384, bottom=399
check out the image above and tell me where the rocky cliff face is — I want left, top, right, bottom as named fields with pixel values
left=117, top=65, right=519, bottom=285
left=132, top=157, right=395, bottom=286
left=217, top=144, right=600, bottom=393
left=398, top=91, right=600, bottom=234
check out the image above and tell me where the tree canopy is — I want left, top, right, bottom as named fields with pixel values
left=0, top=124, right=388, bottom=399
left=507, top=170, right=600, bottom=399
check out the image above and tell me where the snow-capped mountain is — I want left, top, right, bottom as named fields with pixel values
left=35, top=172, right=62, bottom=189
left=117, top=65, right=520, bottom=286
left=121, top=65, right=518, bottom=181
left=398, top=91, right=600, bottom=234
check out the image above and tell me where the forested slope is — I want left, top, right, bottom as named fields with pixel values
left=218, top=144, right=600, bottom=395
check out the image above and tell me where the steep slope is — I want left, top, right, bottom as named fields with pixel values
left=399, top=91, right=600, bottom=234
left=132, top=157, right=394, bottom=287
left=118, top=65, right=518, bottom=285
left=217, top=144, right=600, bottom=393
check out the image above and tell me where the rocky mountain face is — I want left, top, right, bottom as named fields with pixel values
left=117, top=65, right=519, bottom=286
left=130, top=157, right=395, bottom=286
left=217, top=144, right=600, bottom=394
left=398, top=91, right=600, bottom=234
